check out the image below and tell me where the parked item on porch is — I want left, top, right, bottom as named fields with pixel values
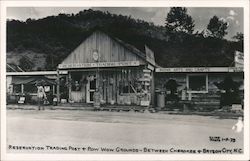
left=125, top=97, right=131, bottom=105
left=93, top=90, right=101, bottom=108
left=18, top=96, right=25, bottom=104
left=43, top=98, right=50, bottom=105
left=44, top=86, right=50, bottom=92
left=100, top=99, right=106, bottom=104
left=231, top=104, right=242, bottom=112
left=157, top=92, right=165, bottom=108
left=53, top=97, right=58, bottom=106
left=110, top=100, right=115, bottom=105
left=61, top=99, right=67, bottom=103
left=140, top=100, right=150, bottom=106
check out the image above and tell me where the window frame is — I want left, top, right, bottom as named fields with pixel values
left=186, top=74, right=208, bottom=93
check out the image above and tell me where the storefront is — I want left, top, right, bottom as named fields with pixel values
left=57, top=31, right=156, bottom=106
left=155, top=67, right=244, bottom=110
left=6, top=71, right=67, bottom=104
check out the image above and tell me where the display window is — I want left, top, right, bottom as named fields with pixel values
left=187, top=74, right=208, bottom=93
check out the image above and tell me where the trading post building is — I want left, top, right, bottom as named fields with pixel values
left=7, top=31, right=244, bottom=111
left=57, top=31, right=156, bottom=108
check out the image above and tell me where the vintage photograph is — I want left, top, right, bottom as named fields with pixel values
left=1, top=1, right=249, bottom=160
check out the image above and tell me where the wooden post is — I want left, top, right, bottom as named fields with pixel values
left=56, top=68, right=60, bottom=103
left=151, top=71, right=155, bottom=107
left=188, top=92, right=192, bottom=101
left=68, top=72, right=72, bottom=100
left=21, top=84, right=24, bottom=94
left=52, top=85, right=55, bottom=95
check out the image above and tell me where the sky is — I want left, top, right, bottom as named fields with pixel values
left=7, top=7, right=243, bottom=40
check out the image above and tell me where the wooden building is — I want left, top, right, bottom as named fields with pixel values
left=6, top=71, right=67, bottom=104
left=57, top=31, right=156, bottom=106
left=6, top=31, right=244, bottom=111
left=155, top=67, right=244, bottom=110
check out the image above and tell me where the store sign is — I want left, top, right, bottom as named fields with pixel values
left=145, top=45, right=156, bottom=66
left=156, top=67, right=243, bottom=73
left=58, top=61, right=140, bottom=69
left=235, top=51, right=244, bottom=67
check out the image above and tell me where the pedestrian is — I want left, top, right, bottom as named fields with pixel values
left=37, top=85, right=47, bottom=110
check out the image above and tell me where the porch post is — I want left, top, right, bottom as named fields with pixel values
left=68, top=72, right=72, bottom=100
left=151, top=71, right=155, bottom=107
left=21, top=84, right=24, bottom=94
left=56, top=68, right=60, bottom=102
left=52, top=85, right=55, bottom=95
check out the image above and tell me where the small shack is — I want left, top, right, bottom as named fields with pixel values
left=6, top=71, right=67, bottom=104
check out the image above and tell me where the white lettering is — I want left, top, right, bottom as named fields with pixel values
left=58, top=61, right=140, bottom=69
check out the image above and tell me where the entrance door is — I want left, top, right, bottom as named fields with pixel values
left=86, top=78, right=96, bottom=103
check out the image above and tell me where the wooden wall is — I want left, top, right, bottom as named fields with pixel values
left=69, top=67, right=144, bottom=104
left=61, top=31, right=145, bottom=65
left=155, top=72, right=244, bottom=108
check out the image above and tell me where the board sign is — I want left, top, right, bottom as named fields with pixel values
left=235, top=51, right=244, bottom=67
left=58, top=61, right=140, bottom=69
left=156, top=67, right=243, bottom=73
left=145, top=45, right=156, bottom=66
left=147, top=64, right=155, bottom=71
left=143, top=69, right=151, bottom=73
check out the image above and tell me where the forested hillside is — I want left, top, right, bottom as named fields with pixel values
left=7, top=9, right=243, bottom=71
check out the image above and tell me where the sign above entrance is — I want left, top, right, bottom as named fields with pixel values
left=156, top=67, right=244, bottom=73
left=58, top=61, right=140, bottom=69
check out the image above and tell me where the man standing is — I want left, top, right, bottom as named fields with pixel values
left=37, top=85, right=47, bottom=110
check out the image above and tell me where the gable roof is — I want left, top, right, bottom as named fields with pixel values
left=59, top=30, right=158, bottom=68
left=7, top=63, right=25, bottom=72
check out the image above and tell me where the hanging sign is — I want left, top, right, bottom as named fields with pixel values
left=143, top=69, right=151, bottom=73
left=145, top=45, right=156, bottom=66
left=58, top=61, right=140, bottom=69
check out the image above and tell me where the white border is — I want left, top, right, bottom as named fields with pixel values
left=1, top=0, right=249, bottom=160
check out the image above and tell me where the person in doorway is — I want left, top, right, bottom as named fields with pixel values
left=37, top=85, right=47, bottom=110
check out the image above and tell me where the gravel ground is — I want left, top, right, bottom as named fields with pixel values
left=6, top=109, right=244, bottom=154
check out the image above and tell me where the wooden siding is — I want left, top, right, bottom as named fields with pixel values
left=61, top=31, right=145, bottom=65
left=69, top=67, right=144, bottom=104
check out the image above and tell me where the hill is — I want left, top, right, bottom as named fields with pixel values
left=7, top=9, right=243, bottom=71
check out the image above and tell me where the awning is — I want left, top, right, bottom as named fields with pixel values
left=11, top=76, right=56, bottom=85
left=11, top=77, right=35, bottom=85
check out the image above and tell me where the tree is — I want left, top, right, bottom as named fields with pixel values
left=207, top=16, right=228, bottom=39
left=232, top=32, right=243, bottom=52
left=232, top=32, right=243, bottom=42
left=165, top=7, right=195, bottom=34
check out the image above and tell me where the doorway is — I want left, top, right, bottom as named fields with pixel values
left=86, top=78, right=96, bottom=103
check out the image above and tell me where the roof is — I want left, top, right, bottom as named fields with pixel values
left=60, top=30, right=157, bottom=68
left=103, top=31, right=158, bottom=67
left=7, top=64, right=25, bottom=72
left=11, top=76, right=56, bottom=85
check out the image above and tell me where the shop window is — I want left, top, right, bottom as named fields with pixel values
left=120, top=82, right=136, bottom=94
left=13, top=84, right=21, bottom=93
left=71, top=72, right=83, bottom=91
left=24, top=84, right=37, bottom=94
left=187, top=74, right=208, bottom=93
